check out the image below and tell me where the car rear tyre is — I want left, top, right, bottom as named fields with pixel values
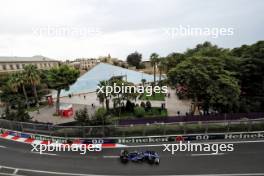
left=154, top=158, right=160, bottom=165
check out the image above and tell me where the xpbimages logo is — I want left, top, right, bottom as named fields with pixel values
left=163, top=141, right=234, bottom=154
left=97, top=83, right=168, bottom=96
left=31, top=142, right=102, bottom=155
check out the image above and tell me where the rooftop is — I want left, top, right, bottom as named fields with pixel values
left=0, top=55, right=59, bottom=63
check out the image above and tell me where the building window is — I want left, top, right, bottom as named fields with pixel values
left=16, top=64, right=20, bottom=69
left=2, top=65, right=6, bottom=70
left=9, top=64, right=14, bottom=70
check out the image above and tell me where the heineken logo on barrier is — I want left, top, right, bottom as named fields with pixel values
left=225, top=132, right=264, bottom=139
left=178, top=132, right=264, bottom=142
left=118, top=137, right=169, bottom=144
left=30, top=134, right=67, bottom=143
left=118, top=132, right=264, bottom=144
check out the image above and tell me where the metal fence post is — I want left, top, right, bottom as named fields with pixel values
left=163, top=123, right=166, bottom=135
left=82, top=127, right=85, bottom=138
left=48, top=125, right=52, bottom=136
left=248, top=120, right=252, bottom=132
left=9, top=120, right=13, bottom=130
left=205, top=122, right=208, bottom=134
left=33, top=123, right=37, bottom=134
left=20, top=122, right=24, bottom=132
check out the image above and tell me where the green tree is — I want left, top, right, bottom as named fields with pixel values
left=23, top=65, right=40, bottom=111
left=96, top=80, right=110, bottom=111
left=0, top=80, right=31, bottom=122
left=231, top=41, right=264, bottom=112
left=134, top=107, right=145, bottom=118
left=185, top=41, right=230, bottom=58
left=150, top=53, right=159, bottom=85
left=46, top=65, right=80, bottom=114
left=231, top=41, right=264, bottom=59
left=164, top=52, right=185, bottom=73
left=141, top=78, right=146, bottom=87
left=126, top=51, right=142, bottom=68
left=7, top=72, right=29, bottom=109
left=168, top=57, right=240, bottom=114
left=157, top=57, right=167, bottom=82
left=95, top=107, right=107, bottom=125
left=75, top=106, right=90, bottom=125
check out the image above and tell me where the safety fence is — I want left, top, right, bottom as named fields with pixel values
left=1, top=117, right=264, bottom=138
left=119, top=112, right=264, bottom=125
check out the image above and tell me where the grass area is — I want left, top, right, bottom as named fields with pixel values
left=139, top=92, right=165, bottom=101
left=109, top=107, right=168, bottom=121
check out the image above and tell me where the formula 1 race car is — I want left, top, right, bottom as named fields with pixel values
left=120, top=150, right=160, bottom=164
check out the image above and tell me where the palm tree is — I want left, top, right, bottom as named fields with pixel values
left=141, top=78, right=146, bottom=87
left=8, top=72, right=29, bottom=109
left=158, top=57, right=167, bottom=82
left=150, top=53, right=159, bottom=85
left=7, top=74, right=19, bottom=93
left=46, top=65, right=80, bottom=114
left=96, top=80, right=110, bottom=111
left=23, top=65, right=40, bottom=112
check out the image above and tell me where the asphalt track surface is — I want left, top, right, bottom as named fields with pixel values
left=1, top=138, right=264, bottom=176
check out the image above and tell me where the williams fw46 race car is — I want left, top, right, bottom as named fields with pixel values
left=120, top=150, right=160, bottom=164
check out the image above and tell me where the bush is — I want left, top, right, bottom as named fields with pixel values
left=145, top=101, right=152, bottom=111
left=74, top=107, right=90, bottom=125
left=140, top=102, right=146, bottom=108
left=134, top=107, right=145, bottom=118
left=125, top=100, right=135, bottom=112
left=95, top=107, right=107, bottom=121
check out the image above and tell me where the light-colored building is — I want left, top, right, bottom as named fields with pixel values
left=75, top=58, right=100, bottom=70
left=0, top=55, right=59, bottom=74
left=142, top=61, right=151, bottom=68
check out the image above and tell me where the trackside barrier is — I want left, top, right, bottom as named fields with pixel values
left=1, top=127, right=264, bottom=145
left=1, top=118, right=264, bottom=138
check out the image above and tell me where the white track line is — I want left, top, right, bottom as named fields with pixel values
left=0, top=145, right=7, bottom=148
left=31, top=152, right=57, bottom=156
left=191, top=153, right=225, bottom=156
left=103, top=155, right=119, bottom=158
left=177, top=174, right=264, bottom=176
left=0, top=165, right=102, bottom=176
left=1, top=165, right=264, bottom=176
left=0, top=173, right=24, bottom=176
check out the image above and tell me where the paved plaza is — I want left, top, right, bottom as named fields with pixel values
left=30, top=87, right=191, bottom=124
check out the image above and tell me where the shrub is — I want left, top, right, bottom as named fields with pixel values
left=140, top=102, right=146, bottom=108
left=125, top=100, right=135, bottom=112
left=145, top=101, right=152, bottom=111
left=134, top=107, right=145, bottom=118
left=95, top=107, right=107, bottom=120
left=74, top=107, right=90, bottom=125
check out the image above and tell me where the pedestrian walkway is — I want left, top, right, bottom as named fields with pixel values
left=165, top=87, right=191, bottom=116
left=30, top=104, right=96, bottom=125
